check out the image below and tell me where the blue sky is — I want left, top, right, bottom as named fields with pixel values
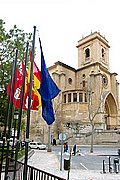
left=1, top=0, right=120, bottom=82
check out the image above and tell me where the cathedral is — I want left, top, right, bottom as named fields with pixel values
left=30, top=32, right=119, bottom=144
left=49, top=31, right=119, bottom=140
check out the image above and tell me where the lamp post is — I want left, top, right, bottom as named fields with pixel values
left=47, top=125, right=52, bottom=152
left=11, top=111, right=19, bottom=158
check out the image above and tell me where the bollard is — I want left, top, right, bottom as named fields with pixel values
left=108, top=156, right=112, bottom=173
left=103, top=160, right=106, bottom=173
left=114, top=158, right=119, bottom=173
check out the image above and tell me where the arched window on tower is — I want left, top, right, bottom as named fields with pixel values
left=101, top=48, right=105, bottom=62
left=85, top=48, right=90, bottom=61
left=102, top=48, right=104, bottom=57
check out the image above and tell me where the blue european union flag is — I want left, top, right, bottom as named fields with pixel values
left=42, top=99, right=55, bottom=125
left=38, top=38, right=60, bottom=125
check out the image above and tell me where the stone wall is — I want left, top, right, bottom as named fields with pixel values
left=61, top=131, right=120, bottom=145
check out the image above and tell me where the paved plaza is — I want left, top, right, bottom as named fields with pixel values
left=28, top=149, right=120, bottom=180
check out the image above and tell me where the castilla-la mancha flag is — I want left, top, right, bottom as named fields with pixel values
left=7, top=62, right=24, bottom=108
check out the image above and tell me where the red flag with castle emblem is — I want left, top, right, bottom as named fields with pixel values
left=7, top=65, right=24, bottom=108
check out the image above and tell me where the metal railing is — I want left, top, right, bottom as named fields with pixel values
left=1, top=158, right=66, bottom=180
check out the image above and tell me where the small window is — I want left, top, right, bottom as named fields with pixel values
left=82, top=74, right=85, bottom=79
left=82, top=80, right=86, bottom=88
left=73, top=93, right=77, bottom=102
left=64, top=94, right=66, bottom=103
left=84, top=93, right=87, bottom=102
left=102, top=74, right=108, bottom=87
left=79, top=93, right=83, bottom=102
left=68, top=93, right=71, bottom=102
left=68, top=78, right=72, bottom=84
left=85, top=48, right=90, bottom=58
left=66, top=123, right=70, bottom=128
left=102, top=48, right=104, bottom=58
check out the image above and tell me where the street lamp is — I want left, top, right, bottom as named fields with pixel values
left=14, top=111, right=19, bottom=121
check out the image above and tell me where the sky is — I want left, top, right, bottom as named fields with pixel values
left=0, top=0, right=120, bottom=81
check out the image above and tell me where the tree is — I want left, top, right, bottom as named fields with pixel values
left=87, top=74, right=104, bottom=153
left=0, top=19, right=32, bottom=126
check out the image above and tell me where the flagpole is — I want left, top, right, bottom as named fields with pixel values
left=38, top=37, right=60, bottom=152
left=0, top=59, right=16, bottom=179
left=4, top=49, right=18, bottom=180
left=13, top=42, right=29, bottom=180
left=23, top=26, right=36, bottom=180
left=47, top=125, right=52, bottom=152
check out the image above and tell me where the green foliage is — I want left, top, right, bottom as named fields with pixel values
left=0, top=19, right=32, bottom=126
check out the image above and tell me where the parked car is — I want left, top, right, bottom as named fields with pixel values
left=21, top=141, right=25, bottom=147
left=9, top=137, right=17, bottom=147
left=0, top=140, right=7, bottom=148
left=29, top=142, right=46, bottom=150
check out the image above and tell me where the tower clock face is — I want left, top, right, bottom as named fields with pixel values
left=102, top=74, right=108, bottom=87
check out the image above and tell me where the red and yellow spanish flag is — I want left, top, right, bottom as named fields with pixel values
left=22, top=59, right=42, bottom=110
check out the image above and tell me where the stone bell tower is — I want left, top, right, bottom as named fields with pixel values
left=77, top=31, right=110, bottom=71
left=76, top=32, right=119, bottom=130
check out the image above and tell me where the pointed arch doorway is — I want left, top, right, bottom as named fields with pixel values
left=104, top=92, right=118, bottom=130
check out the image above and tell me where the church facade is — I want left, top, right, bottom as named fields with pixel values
left=49, top=32, right=119, bottom=139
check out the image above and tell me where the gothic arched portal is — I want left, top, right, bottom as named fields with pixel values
left=103, top=92, right=118, bottom=130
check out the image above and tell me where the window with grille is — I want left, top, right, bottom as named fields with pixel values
left=68, top=93, right=71, bottom=102
left=64, top=94, right=66, bottom=103
left=84, top=93, right=87, bottom=102
left=79, top=93, right=83, bottom=102
left=73, top=93, right=77, bottom=102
